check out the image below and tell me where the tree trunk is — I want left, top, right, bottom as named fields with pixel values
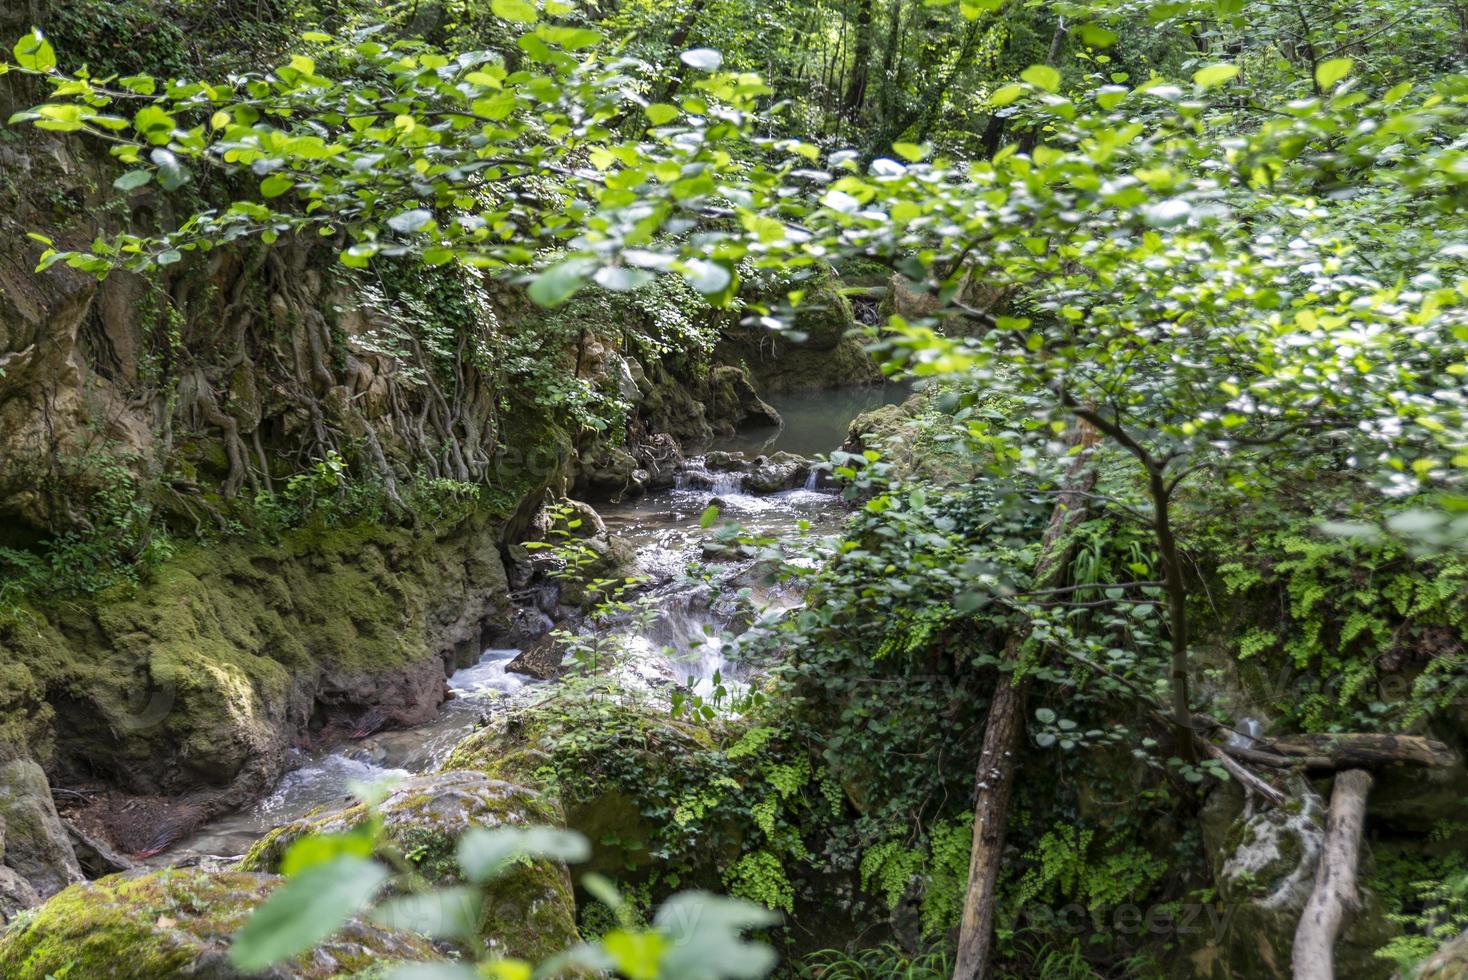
left=842, top=0, right=875, bottom=120
left=1292, top=769, right=1373, bottom=980
left=952, top=428, right=1098, bottom=980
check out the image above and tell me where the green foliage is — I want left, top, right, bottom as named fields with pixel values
left=794, top=943, right=953, bottom=980
left=229, top=792, right=778, bottom=979
left=0, top=448, right=173, bottom=612
left=1007, top=824, right=1167, bottom=919
left=858, top=817, right=972, bottom=938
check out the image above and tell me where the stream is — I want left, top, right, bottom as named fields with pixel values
left=153, top=383, right=905, bottom=866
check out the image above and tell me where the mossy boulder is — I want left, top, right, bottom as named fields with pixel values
left=0, top=516, right=516, bottom=845
left=720, top=267, right=882, bottom=393
left=0, top=867, right=437, bottom=979
left=239, top=770, right=577, bottom=963
left=1192, top=780, right=1398, bottom=979
left=0, top=759, right=82, bottom=899
left=443, top=703, right=728, bottom=880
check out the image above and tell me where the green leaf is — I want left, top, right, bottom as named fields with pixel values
left=491, top=0, right=539, bottom=23
left=133, top=105, right=175, bottom=143
left=386, top=209, right=434, bottom=233
left=1078, top=23, right=1117, bottom=48
left=1035, top=707, right=1057, bottom=724
left=682, top=258, right=732, bottom=296
left=960, top=0, right=1005, bottom=17
left=680, top=48, right=723, bottom=71
left=13, top=29, right=56, bottom=72
left=891, top=142, right=928, bottom=162
left=229, top=857, right=389, bottom=971
left=601, top=929, right=668, bottom=980
left=989, top=83, right=1025, bottom=106
left=1192, top=63, right=1239, bottom=89
left=373, top=887, right=481, bottom=941
left=113, top=170, right=153, bottom=192
left=528, top=257, right=595, bottom=308
left=594, top=266, right=653, bottom=292
left=279, top=829, right=375, bottom=875
left=653, top=893, right=779, bottom=978
left=644, top=102, right=680, bottom=125
left=700, top=505, right=720, bottom=529
left=1020, top=64, right=1060, bottom=93
left=260, top=174, right=294, bottom=199
left=150, top=148, right=187, bottom=191
left=456, top=826, right=589, bottom=883
left=1315, top=57, right=1353, bottom=89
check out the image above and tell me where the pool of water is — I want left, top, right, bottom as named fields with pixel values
left=707, top=382, right=912, bottom=457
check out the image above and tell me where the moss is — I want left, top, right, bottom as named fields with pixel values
left=0, top=515, right=514, bottom=796
left=0, top=868, right=436, bottom=979
left=238, top=770, right=577, bottom=962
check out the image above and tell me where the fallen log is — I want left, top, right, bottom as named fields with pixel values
left=1292, top=769, right=1374, bottom=980
left=1257, top=733, right=1454, bottom=771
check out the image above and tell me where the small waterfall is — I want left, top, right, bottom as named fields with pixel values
left=674, top=456, right=748, bottom=496
left=802, top=467, right=819, bottom=491
left=711, top=470, right=746, bottom=495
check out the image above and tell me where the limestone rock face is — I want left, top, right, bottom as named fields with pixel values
left=240, top=770, right=578, bottom=963
left=0, top=759, right=82, bottom=899
left=0, top=867, right=438, bottom=979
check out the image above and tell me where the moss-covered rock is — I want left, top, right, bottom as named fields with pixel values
left=0, top=759, right=82, bottom=899
left=1192, top=780, right=1398, bottom=980
left=0, top=513, right=518, bottom=851
left=720, top=267, right=883, bottom=394
left=0, top=867, right=437, bottom=979
left=443, top=703, right=727, bottom=880
left=239, top=770, right=577, bottom=963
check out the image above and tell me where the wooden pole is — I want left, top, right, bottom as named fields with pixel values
left=952, top=428, right=1097, bottom=980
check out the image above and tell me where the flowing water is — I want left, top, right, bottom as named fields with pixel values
left=153, top=387, right=888, bottom=865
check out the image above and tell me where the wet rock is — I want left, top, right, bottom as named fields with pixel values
left=64, top=819, right=138, bottom=878
left=574, top=444, right=647, bottom=501
left=507, top=633, right=566, bottom=680
left=746, top=451, right=812, bottom=493
left=704, top=450, right=756, bottom=472
left=0, top=864, right=38, bottom=924
left=240, top=770, right=577, bottom=963
left=635, top=433, right=685, bottom=490
left=0, top=867, right=438, bottom=979
left=707, top=365, right=781, bottom=435
left=0, top=759, right=83, bottom=899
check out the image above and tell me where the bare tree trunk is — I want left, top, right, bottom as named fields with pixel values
left=842, top=0, right=875, bottom=120
left=952, top=426, right=1098, bottom=980
left=1292, top=769, right=1374, bottom=980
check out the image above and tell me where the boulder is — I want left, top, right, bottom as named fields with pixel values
left=0, top=867, right=438, bottom=979
left=1193, top=780, right=1397, bottom=979
left=0, top=759, right=83, bottom=899
left=635, top=433, right=686, bottom=490
left=1416, top=926, right=1468, bottom=979
left=707, top=365, right=781, bottom=436
left=574, top=445, right=647, bottom=501
left=746, top=452, right=812, bottom=493
left=507, top=633, right=566, bottom=680
left=240, top=770, right=578, bottom=963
